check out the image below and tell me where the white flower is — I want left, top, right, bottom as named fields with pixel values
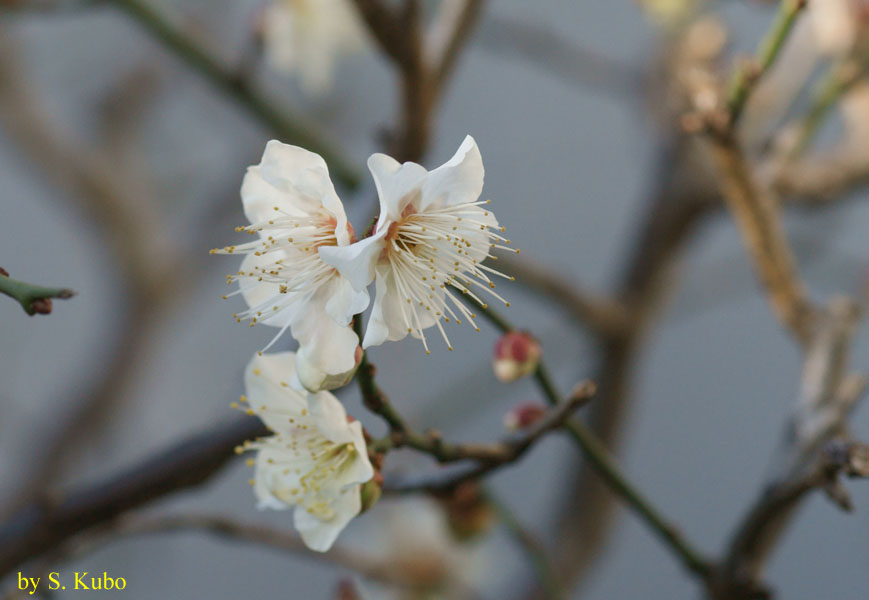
left=809, top=0, right=857, bottom=57
left=213, top=140, right=369, bottom=392
left=239, top=351, right=374, bottom=552
left=261, top=0, right=368, bottom=95
left=320, top=136, right=515, bottom=353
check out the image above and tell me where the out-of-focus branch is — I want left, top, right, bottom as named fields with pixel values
left=103, top=0, right=360, bottom=188
left=484, top=489, right=564, bottom=600
left=705, top=134, right=817, bottom=344
left=498, top=254, right=631, bottom=339
left=773, top=152, right=869, bottom=203
left=29, top=512, right=425, bottom=589
left=0, top=416, right=268, bottom=579
left=725, top=0, right=807, bottom=125
left=0, top=268, right=75, bottom=315
left=475, top=13, right=641, bottom=98
left=0, top=36, right=179, bottom=511
left=428, top=0, right=485, bottom=91
left=706, top=298, right=864, bottom=598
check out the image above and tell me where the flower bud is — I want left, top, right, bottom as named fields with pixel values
left=503, top=402, right=546, bottom=431
left=492, top=331, right=541, bottom=382
left=296, top=346, right=363, bottom=392
left=359, top=474, right=382, bottom=514
left=439, top=482, right=495, bottom=541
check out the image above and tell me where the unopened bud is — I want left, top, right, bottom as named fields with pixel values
left=296, top=346, right=363, bottom=393
left=30, top=298, right=53, bottom=315
left=503, top=402, right=546, bottom=431
left=493, top=331, right=541, bottom=382
left=359, top=475, right=382, bottom=513
left=439, top=482, right=495, bottom=540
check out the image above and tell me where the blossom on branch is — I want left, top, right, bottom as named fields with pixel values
left=213, top=141, right=368, bottom=392
left=321, top=136, right=516, bottom=353
left=260, top=0, right=368, bottom=95
left=238, top=351, right=374, bottom=552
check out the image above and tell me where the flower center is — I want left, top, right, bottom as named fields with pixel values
left=380, top=199, right=517, bottom=354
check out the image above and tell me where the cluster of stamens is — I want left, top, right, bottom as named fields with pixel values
left=232, top=384, right=358, bottom=520
left=384, top=199, right=517, bottom=353
left=211, top=206, right=340, bottom=343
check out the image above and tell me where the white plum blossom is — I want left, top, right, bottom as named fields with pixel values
left=320, top=136, right=515, bottom=353
left=261, top=0, right=368, bottom=95
left=213, top=140, right=368, bottom=392
left=809, top=0, right=859, bottom=57
left=238, top=351, right=374, bottom=552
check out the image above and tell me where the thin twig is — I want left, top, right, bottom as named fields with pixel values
left=0, top=269, right=74, bottom=316
left=466, top=297, right=714, bottom=579
left=384, top=384, right=595, bottom=492
left=103, top=0, right=360, bottom=188
left=726, top=0, right=808, bottom=125
left=497, top=254, right=631, bottom=339
left=705, top=135, right=816, bottom=344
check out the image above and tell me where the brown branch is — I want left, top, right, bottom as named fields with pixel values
left=498, top=254, right=631, bottom=339
left=381, top=382, right=596, bottom=491
left=428, top=0, right=486, bottom=91
left=773, top=153, right=869, bottom=204
left=704, top=134, right=817, bottom=344
left=0, top=416, right=268, bottom=578
left=33, top=512, right=424, bottom=589
left=711, top=298, right=865, bottom=598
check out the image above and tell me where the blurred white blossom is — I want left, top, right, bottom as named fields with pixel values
left=214, top=141, right=368, bottom=392
left=321, top=136, right=514, bottom=353
left=240, top=351, right=374, bottom=552
left=261, top=0, right=368, bottom=95
left=809, top=0, right=858, bottom=57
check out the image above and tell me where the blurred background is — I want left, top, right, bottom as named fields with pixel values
left=1, top=0, right=869, bottom=598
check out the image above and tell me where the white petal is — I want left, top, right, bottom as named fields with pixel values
left=362, top=262, right=443, bottom=348
left=324, top=275, right=370, bottom=325
left=367, top=153, right=427, bottom=229
left=418, top=135, right=484, bottom=212
left=254, top=446, right=301, bottom=510
left=319, top=228, right=387, bottom=292
left=294, top=486, right=362, bottom=552
left=290, top=297, right=360, bottom=383
left=244, top=352, right=306, bottom=433
left=242, top=140, right=341, bottom=225
left=307, top=391, right=353, bottom=444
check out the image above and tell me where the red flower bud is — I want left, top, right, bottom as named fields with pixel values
left=492, top=331, right=541, bottom=382
left=503, top=402, right=546, bottom=431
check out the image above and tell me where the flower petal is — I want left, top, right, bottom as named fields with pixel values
left=324, top=275, right=370, bottom=326
left=293, top=485, right=362, bottom=552
left=319, top=228, right=387, bottom=293
left=367, top=153, right=427, bottom=230
left=244, top=352, right=307, bottom=433
left=418, top=135, right=484, bottom=212
left=242, top=140, right=341, bottom=226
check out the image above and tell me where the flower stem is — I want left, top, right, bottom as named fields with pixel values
left=469, top=296, right=712, bottom=579
left=105, top=0, right=361, bottom=189
left=0, top=268, right=75, bottom=315
left=726, top=0, right=807, bottom=125
left=352, top=317, right=409, bottom=433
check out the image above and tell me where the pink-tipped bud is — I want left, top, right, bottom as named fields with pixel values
left=492, top=331, right=541, bottom=382
left=503, top=402, right=546, bottom=431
